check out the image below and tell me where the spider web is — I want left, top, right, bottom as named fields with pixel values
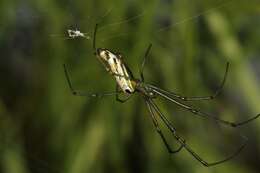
left=99, top=0, right=235, bottom=42
left=18, top=0, right=239, bottom=172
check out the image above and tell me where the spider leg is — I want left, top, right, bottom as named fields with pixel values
left=151, top=88, right=260, bottom=127
left=93, top=24, right=98, bottom=53
left=148, top=62, right=229, bottom=101
left=145, top=99, right=184, bottom=154
left=63, top=64, right=121, bottom=98
left=148, top=99, right=247, bottom=167
left=115, top=84, right=132, bottom=103
left=139, top=44, right=152, bottom=82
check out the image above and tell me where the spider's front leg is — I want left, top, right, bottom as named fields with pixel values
left=139, top=44, right=152, bottom=82
left=145, top=99, right=184, bottom=154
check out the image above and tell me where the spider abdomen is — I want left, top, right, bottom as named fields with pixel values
left=96, top=48, right=136, bottom=93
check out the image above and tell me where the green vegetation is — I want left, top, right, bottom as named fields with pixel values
left=1, top=0, right=260, bottom=172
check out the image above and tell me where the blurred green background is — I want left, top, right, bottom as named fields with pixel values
left=0, top=0, right=260, bottom=173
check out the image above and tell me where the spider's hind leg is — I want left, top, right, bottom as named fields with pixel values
left=148, top=62, right=230, bottom=101
left=63, top=64, right=119, bottom=98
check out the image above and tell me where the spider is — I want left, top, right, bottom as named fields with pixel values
left=63, top=24, right=260, bottom=167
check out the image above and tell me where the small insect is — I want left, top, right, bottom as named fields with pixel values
left=50, top=29, right=90, bottom=40
left=67, top=29, right=90, bottom=39
left=63, top=24, right=260, bottom=167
